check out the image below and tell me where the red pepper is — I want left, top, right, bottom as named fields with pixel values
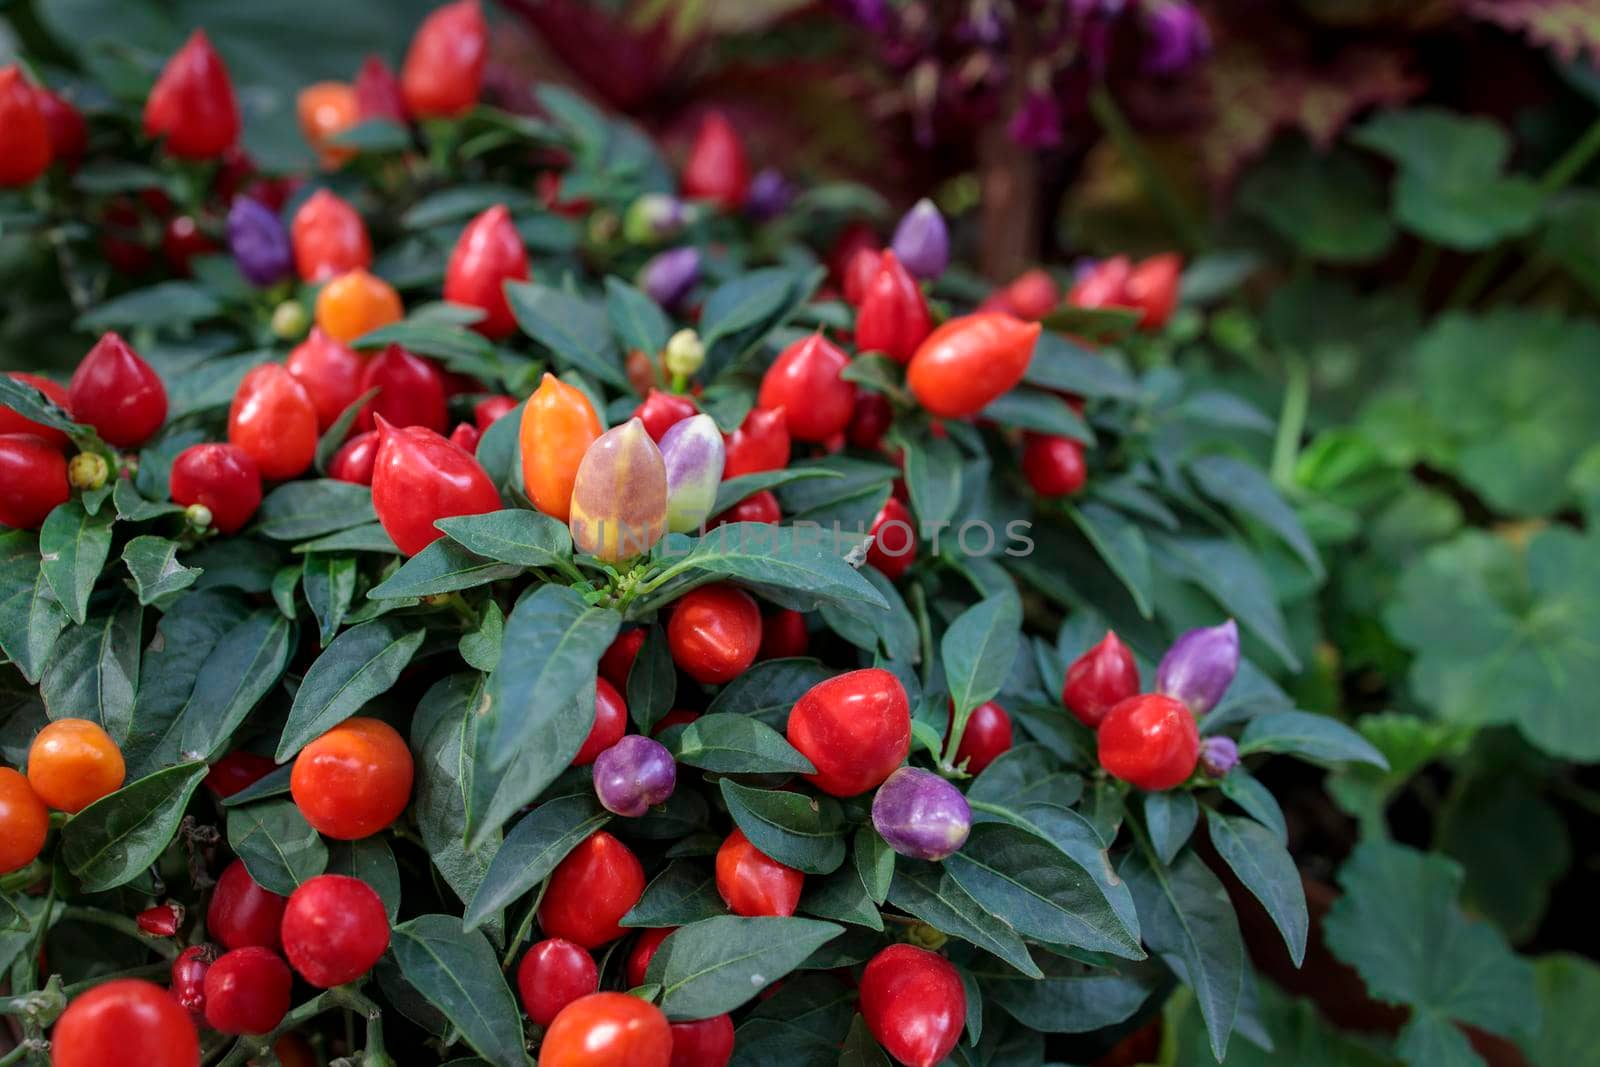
left=474, top=395, right=517, bottom=431
left=855, top=250, right=932, bottom=364
left=169, top=443, right=263, bottom=534
left=355, top=55, right=408, bottom=123
left=448, top=422, right=482, bottom=453
left=357, top=345, right=448, bottom=433
left=1062, top=631, right=1139, bottom=729
left=370, top=418, right=501, bottom=555
left=68, top=332, right=168, bottom=448
left=0, top=434, right=69, bottom=530
left=632, top=388, right=697, bottom=442
left=34, top=87, right=86, bottom=170
left=1098, top=693, right=1200, bottom=791
left=906, top=313, right=1040, bottom=418
left=286, top=328, right=369, bottom=431
left=0, top=67, right=51, bottom=187
left=711, top=489, right=780, bottom=529
left=2, top=372, right=72, bottom=448
left=297, top=81, right=359, bottom=170
left=135, top=903, right=183, bottom=939
left=401, top=0, right=488, bottom=119
left=291, top=190, right=372, bottom=283
left=680, top=111, right=749, bottom=213
left=160, top=215, right=218, bottom=277
left=827, top=221, right=879, bottom=295
left=143, top=30, right=240, bottom=160
left=722, top=406, right=790, bottom=478
left=444, top=204, right=529, bottom=339
left=866, top=497, right=917, bottom=580
left=1021, top=433, right=1086, bottom=496
left=842, top=246, right=882, bottom=308
left=757, top=334, right=855, bottom=443
left=1125, top=252, right=1182, bottom=330
left=846, top=391, right=892, bottom=451
left=228, top=365, right=318, bottom=482
left=328, top=430, right=378, bottom=485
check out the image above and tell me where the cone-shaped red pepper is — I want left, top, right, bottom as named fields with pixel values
left=68, top=333, right=168, bottom=448
left=0, top=67, right=51, bottom=187
left=757, top=334, right=855, bottom=443
left=286, top=328, right=369, bottom=431
left=355, top=56, right=407, bottom=123
left=371, top=417, right=501, bottom=555
left=906, top=313, right=1040, bottom=418
left=291, top=190, right=372, bottom=283
left=444, top=205, right=529, bottom=340
left=1062, top=631, right=1139, bottom=729
left=0, top=434, right=69, bottom=530
left=228, top=364, right=318, bottom=482
left=143, top=30, right=241, bottom=160
left=1125, top=253, right=1183, bottom=330
left=681, top=111, right=749, bottom=213
left=401, top=0, right=487, bottom=119
left=358, top=345, right=448, bottom=434
left=855, top=251, right=932, bottom=365
left=722, top=406, right=790, bottom=477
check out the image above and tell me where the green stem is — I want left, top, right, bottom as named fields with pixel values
left=1088, top=87, right=1205, bottom=253
left=0, top=1040, right=44, bottom=1067
left=1270, top=354, right=1310, bottom=490
left=500, top=878, right=551, bottom=971
left=62, top=962, right=172, bottom=997
left=215, top=986, right=379, bottom=1067
left=57, top=906, right=179, bottom=960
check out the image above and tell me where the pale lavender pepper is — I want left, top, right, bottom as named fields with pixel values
left=1198, top=736, right=1239, bottom=778
left=1156, top=619, right=1239, bottom=716
left=872, top=766, right=972, bottom=861
left=640, top=247, right=701, bottom=309
left=890, top=198, right=950, bottom=280
left=658, top=413, right=725, bottom=533
left=593, top=735, right=677, bottom=818
left=227, top=196, right=292, bottom=287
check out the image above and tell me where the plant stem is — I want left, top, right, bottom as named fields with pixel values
left=214, top=985, right=379, bottom=1067
left=1270, top=354, right=1310, bottom=490
left=57, top=906, right=179, bottom=960
left=62, top=962, right=172, bottom=997
left=1089, top=87, right=1205, bottom=253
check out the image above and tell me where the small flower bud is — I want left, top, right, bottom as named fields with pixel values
left=906, top=922, right=948, bottom=952
left=1156, top=619, right=1239, bottom=716
left=659, top=414, right=725, bottom=534
left=271, top=300, right=310, bottom=340
left=1198, top=735, right=1239, bottom=778
left=593, top=734, right=677, bottom=817
left=663, top=328, right=705, bottom=378
left=890, top=198, right=950, bottom=280
left=67, top=452, right=108, bottom=491
left=871, top=767, right=972, bottom=861
left=185, top=502, right=214, bottom=529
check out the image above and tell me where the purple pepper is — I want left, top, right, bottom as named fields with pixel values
left=746, top=168, right=797, bottom=222
left=593, top=734, right=677, bottom=818
left=1156, top=619, right=1239, bottom=716
left=1198, top=736, right=1239, bottom=778
left=1141, top=1, right=1211, bottom=76
left=890, top=198, right=950, bottom=281
left=639, top=247, right=701, bottom=310
left=1008, top=89, right=1064, bottom=150
left=871, top=767, right=972, bottom=861
left=226, top=196, right=292, bottom=287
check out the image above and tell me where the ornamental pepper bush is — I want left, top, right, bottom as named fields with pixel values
left=0, top=3, right=1584, bottom=1066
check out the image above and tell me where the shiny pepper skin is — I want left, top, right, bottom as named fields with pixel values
left=574, top=677, right=629, bottom=766
left=788, top=668, right=911, bottom=797
left=208, top=859, right=287, bottom=951
left=1097, top=693, right=1200, bottom=791
left=329, top=430, right=379, bottom=484
left=758, top=334, right=855, bottom=443
left=516, top=938, right=598, bottom=1027
left=51, top=979, right=200, bottom=1067
left=143, top=30, right=240, bottom=160
left=1063, top=631, right=1140, bottom=728
left=229, top=364, right=319, bottom=481
left=296, top=81, right=359, bottom=169
left=625, top=927, right=673, bottom=987
left=203, top=946, right=291, bottom=1035
left=69, top=332, right=168, bottom=448
left=281, top=874, right=391, bottom=988
left=860, top=944, right=966, bottom=1067
left=541, top=993, right=671, bottom=1067
left=599, top=630, right=646, bottom=692
left=449, top=421, right=481, bottom=453
left=722, top=406, right=790, bottom=478
left=949, top=700, right=1012, bottom=774
left=475, top=394, right=517, bottom=430
left=907, top=313, right=1041, bottom=418
left=668, top=583, right=762, bottom=685
left=0, top=768, right=47, bottom=874
left=2, top=371, right=71, bottom=446
left=0, top=434, right=69, bottom=530
left=27, top=718, right=124, bottom=813
left=315, top=268, right=403, bottom=344
left=36, top=87, right=87, bottom=169
left=371, top=418, right=502, bottom=555
left=681, top=110, right=750, bottom=212
left=711, top=489, right=780, bottom=528
left=445, top=205, right=530, bottom=339
left=170, top=944, right=215, bottom=1021
left=867, top=497, right=917, bottom=580
left=286, top=327, right=369, bottom=430
left=568, top=418, right=669, bottom=563
left=521, top=373, right=602, bottom=522
left=169, top=443, right=262, bottom=534
left=1022, top=433, right=1087, bottom=496
left=0, top=67, right=51, bottom=187
left=843, top=245, right=883, bottom=308
left=358, top=344, right=448, bottom=433
left=291, top=190, right=372, bottom=282
left=401, top=0, right=488, bottom=119
left=633, top=388, right=697, bottom=442
left=1124, top=253, right=1183, bottom=330
left=856, top=251, right=933, bottom=364
left=291, top=716, right=414, bottom=839
left=356, top=55, right=408, bottom=122
left=669, top=1015, right=735, bottom=1067
left=716, top=828, right=803, bottom=917
left=539, top=831, right=645, bottom=948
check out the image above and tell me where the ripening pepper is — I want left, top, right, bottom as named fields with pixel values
left=0, top=67, right=51, bottom=187
left=568, top=418, right=669, bottom=563
left=68, top=333, right=168, bottom=449
left=1156, top=619, right=1238, bottom=716
left=355, top=56, right=408, bottom=123
left=314, top=269, right=402, bottom=344
left=681, top=111, right=749, bottom=213
left=292, top=190, right=372, bottom=283
left=1198, top=736, right=1239, bottom=778
left=143, top=30, right=241, bottom=160
left=659, top=414, right=725, bottom=533
left=622, top=193, right=688, bottom=246
left=521, top=373, right=602, bottom=522
left=906, top=313, right=1040, bottom=418
left=855, top=251, right=932, bottom=364
left=889, top=198, right=949, bottom=280
left=35, top=87, right=86, bottom=170
left=401, top=0, right=487, bottom=119
left=1125, top=253, right=1182, bottom=331
left=632, top=389, right=696, bottom=443
left=444, top=205, right=529, bottom=340
left=757, top=334, right=855, bottom=443
left=297, top=81, right=360, bottom=169
left=226, top=197, right=293, bottom=288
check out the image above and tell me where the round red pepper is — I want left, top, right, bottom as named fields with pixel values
left=681, top=111, right=749, bottom=213
left=722, top=406, right=790, bottom=478
left=757, top=334, right=855, bottom=443
left=169, top=443, right=262, bottom=534
left=170, top=944, right=215, bottom=1022
left=358, top=344, right=448, bottom=433
left=633, top=389, right=698, bottom=443
left=286, top=328, right=369, bottom=431
left=1022, top=433, right=1086, bottom=496
left=574, top=678, right=629, bottom=766
left=474, top=394, right=518, bottom=431
left=0, top=768, right=48, bottom=875
left=711, top=489, right=780, bottom=528
left=50, top=979, right=200, bottom=1067
left=329, top=430, right=379, bottom=485
left=540, top=993, right=671, bottom=1067
left=625, top=926, right=674, bottom=987
left=291, top=190, right=372, bottom=283
left=0, top=68, right=52, bottom=187
left=949, top=700, right=1012, bottom=775
left=68, top=332, right=167, bottom=449
left=445, top=204, right=530, bottom=339
left=370, top=418, right=501, bottom=555
left=669, top=1015, right=735, bottom=1067
left=757, top=608, right=809, bottom=660
left=860, top=944, right=966, bottom=1067
left=134, top=902, right=182, bottom=938
left=0, top=434, right=68, bottom=530
left=906, top=313, right=1040, bottom=419
left=516, top=938, right=599, bottom=1027
left=401, top=0, right=488, bottom=119
left=847, top=391, right=893, bottom=451
left=1125, top=253, right=1182, bottom=330
left=521, top=373, right=602, bottom=523
left=599, top=630, right=647, bottom=692
left=228, top=364, right=319, bottom=482
left=281, top=874, right=390, bottom=988
left=203, top=947, right=291, bottom=1035
left=787, top=668, right=911, bottom=797
left=856, top=251, right=932, bottom=365
left=538, top=831, right=645, bottom=948
left=203, top=751, right=277, bottom=799
left=1000, top=268, right=1063, bottom=322
left=715, top=828, right=803, bottom=917
left=866, top=497, right=917, bottom=581
left=143, top=30, right=240, bottom=160
left=667, top=583, right=762, bottom=685
left=1, top=372, right=71, bottom=447
left=1062, top=631, right=1139, bottom=729
left=1097, top=693, right=1200, bottom=791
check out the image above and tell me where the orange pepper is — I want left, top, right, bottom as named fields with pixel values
left=520, top=373, right=602, bottom=522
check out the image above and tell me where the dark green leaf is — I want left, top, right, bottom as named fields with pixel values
left=460, top=599, right=504, bottom=673
left=1238, top=711, right=1388, bottom=768
left=1023, top=332, right=1139, bottom=400
left=167, top=609, right=293, bottom=763
left=646, top=915, right=844, bottom=1020
left=672, top=714, right=815, bottom=775
left=61, top=762, right=208, bottom=892
left=627, top=625, right=676, bottom=733
left=40, top=600, right=143, bottom=744
left=981, top=956, right=1153, bottom=1034
left=981, top=388, right=1094, bottom=442
left=854, top=826, right=894, bottom=906
left=712, top=469, right=843, bottom=516
left=839, top=1015, right=892, bottom=1067
left=1145, top=792, right=1199, bottom=866
left=661, top=524, right=887, bottom=613
left=314, top=387, right=381, bottom=474
left=276, top=619, right=427, bottom=759
left=324, top=837, right=402, bottom=922
left=900, top=430, right=964, bottom=529
left=76, top=281, right=221, bottom=331
left=944, top=592, right=1021, bottom=719
left=1189, top=455, right=1322, bottom=577
left=368, top=539, right=522, bottom=599
left=292, top=523, right=402, bottom=555
left=1207, top=811, right=1308, bottom=967
left=391, top=915, right=527, bottom=1067
left=403, top=185, right=539, bottom=228
left=705, top=657, right=835, bottom=728
left=1150, top=534, right=1299, bottom=671
left=604, top=276, right=671, bottom=359
left=39, top=501, right=115, bottom=625
left=622, top=861, right=725, bottom=927
left=887, top=861, right=1041, bottom=977
left=219, top=763, right=292, bottom=808
left=968, top=744, right=1082, bottom=811
left=122, top=536, right=201, bottom=605
left=0, top=532, right=67, bottom=685
left=0, top=375, right=90, bottom=440
left=1219, top=770, right=1287, bottom=842
left=506, top=281, right=626, bottom=388
left=303, top=554, right=358, bottom=645
left=257, top=480, right=377, bottom=540
left=227, top=799, right=328, bottom=896
left=819, top=568, right=916, bottom=664
left=720, top=779, right=846, bottom=875
left=437, top=509, right=573, bottom=567
left=465, top=793, right=611, bottom=931
left=1067, top=503, right=1153, bottom=619
left=801, top=864, right=883, bottom=931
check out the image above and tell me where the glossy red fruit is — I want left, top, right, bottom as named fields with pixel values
left=170, top=944, right=215, bottom=1021
left=161, top=215, right=218, bottom=276
left=444, top=205, right=529, bottom=339
left=1003, top=268, right=1062, bottom=322
left=286, top=328, right=369, bottom=431
left=829, top=222, right=879, bottom=293
left=538, top=832, right=645, bottom=948
left=51, top=979, right=200, bottom=1067
left=949, top=700, right=1012, bottom=775
left=1062, top=631, right=1139, bottom=729
left=203, top=751, right=277, bottom=799
left=710, top=489, right=780, bottom=528
left=35, top=88, right=87, bottom=168
left=842, top=245, right=883, bottom=308
left=540, top=992, right=671, bottom=1067
left=633, top=389, right=697, bottom=442
left=68, top=332, right=167, bottom=448
left=574, top=678, right=629, bottom=766
left=228, top=364, right=318, bottom=482
left=651, top=709, right=699, bottom=736
left=1022, top=433, right=1086, bottom=496
left=856, top=251, right=932, bottom=365
left=474, top=394, right=518, bottom=431
left=329, top=430, right=379, bottom=485
left=291, top=190, right=371, bottom=282
left=1097, top=693, right=1199, bottom=791
left=625, top=927, right=674, bottom=987
left=758, top=609, right=809, bottom=660
left=203, top=947, right=291, bottom=1035
left=358, top=345, right=448, bottom=433
left=169, top=443, right=262, bottom=534
left=867, top=497, right=917, bottom=580
left=0, top=67, right=51, bottom=187
left=667, top=583, right=762, bottom=685
left=788, top=668, right=910, bottom=797
left=757, top=334, right=854, bottom=443
left=208, top=859, right=287, bottom=951
left=370, top=418, right=501, bottom=555
left=356, top=55, right=407, bottom=122
left=681, top=111, right=749, bottom=212
left=669, top=1015, right=735, bottom=1067
left=860, top=944, right=966, bottom=1067
left=1, top=372, right=71, bottom=447
left=135, top=902, right=182, bottom=938
left=1125, top=253, right=1182, bottom=330
left=280, top=875, right=390, bottom=987
left=517, top=938, right=599, bottom=1027
left=847, top=391, right=892, bottom=451
left=599, top=630, right=647, bottom=691
left=449, top=421, right=481, bottom=453
left=401, top=0, right=488, bottom=119
left=291, top=717, right=414, bottom=840
left=906, top=313, right=1041, bottom=419
left=716, top=828, right=803, bottom=917
left=0, top=434, right=68, bottom=529
left=722, top=407, right=790, bottom=478
left=143, top=30, right=240, bottom=160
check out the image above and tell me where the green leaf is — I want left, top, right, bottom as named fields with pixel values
left=1236, top=139, right=1395, bottom=263
left=671, top=714, right=815, bottom=775
left=887, top=861, right=1041, bottom=978
left=368, top=539, right=522, bottom=599
left=166, top=609, right=294, bottom=763
left=257, top=480, right=377, bottom=540
left=1150, top=533, right=1299, bottom=671
left=719, top=779, right=846, bottom=875
left=1219, top=770, right=1288, bottom=842
left=437, top=509, right=573, bottom=567
left=659, top=523, right=887, bottom=614
left=626, top=625, right=676, bottom=733
left=460, top=599, right=504, bottom=673
left=980, top=388, right=1094, bottom=442
left=1023, top=331, right=1139, bottom=401
left=900, top=429, right=963, bottom=529
left=819, top=568, right=916, bottom=664
left=698, top=267, right=822, bottom=377
left=0, top=376, right=89, bottom=440
left=980, top=956, right=1153, bottom=1034
left=703, top=657, right=833, bottom=729
left=1522, top=954, right=1600, bottom=1067
left=604, top=276, right=671, bottom=360
left=1437, top=773, right=1569, bottom=941
left=1188, top=455, right=1321, bottom=577
left=854, top=826, right=894, bottom=906
left=122, top=536, right=202, bottom=605
left=302, top=554, right=358, bottom=645
left=800, top=865, right=883, bottom=931
left=276, top=619, right=427, bottom=759
left=464, top=793, right=611, bottom=931
left=0, top=532, right=68, bottom=685
left=403, top=185, right=539, bottom=228
left=219, top=764, right=292, bottom=808
left=1067, top=503, right=1153, bottom=619
left=1238, top=711, right=1389, bottom=768
left=60, top=762, right=208, bottom=892
left=506, top=281, right=627, bottom=389
left=391, top=915, right=527, bottom=1067
left=314, top=387, right=381, bottom=475
left=325, top=837, right=402, bottom=922
left=76, top=281, right=222, bottom=331
left=1145, top=792, right=1198, bottom=865
left=839, top=1015, right=892, bottom=1067
left=39, top=501, right=115, bottom=625
left=622, top=861, right=725, bottom=927
left=226, top=799, right=329, bottom=896
left=39, top=600, right=143, bottom=744
left=327, top=117, right=410, bottom=151
left=1041, top=304, right=1143, bottom=342
left=943, top=592, right=1021, bottom=719
left=1324, top=840, right=1539, bottom=1062
left=711, top=468, right=843, bottom=516
left=646, top=915, right=844, bottom=1020
left=1206, top=811, right=1307, bottom=966
left=968, top=744, right=1082, bottom=811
